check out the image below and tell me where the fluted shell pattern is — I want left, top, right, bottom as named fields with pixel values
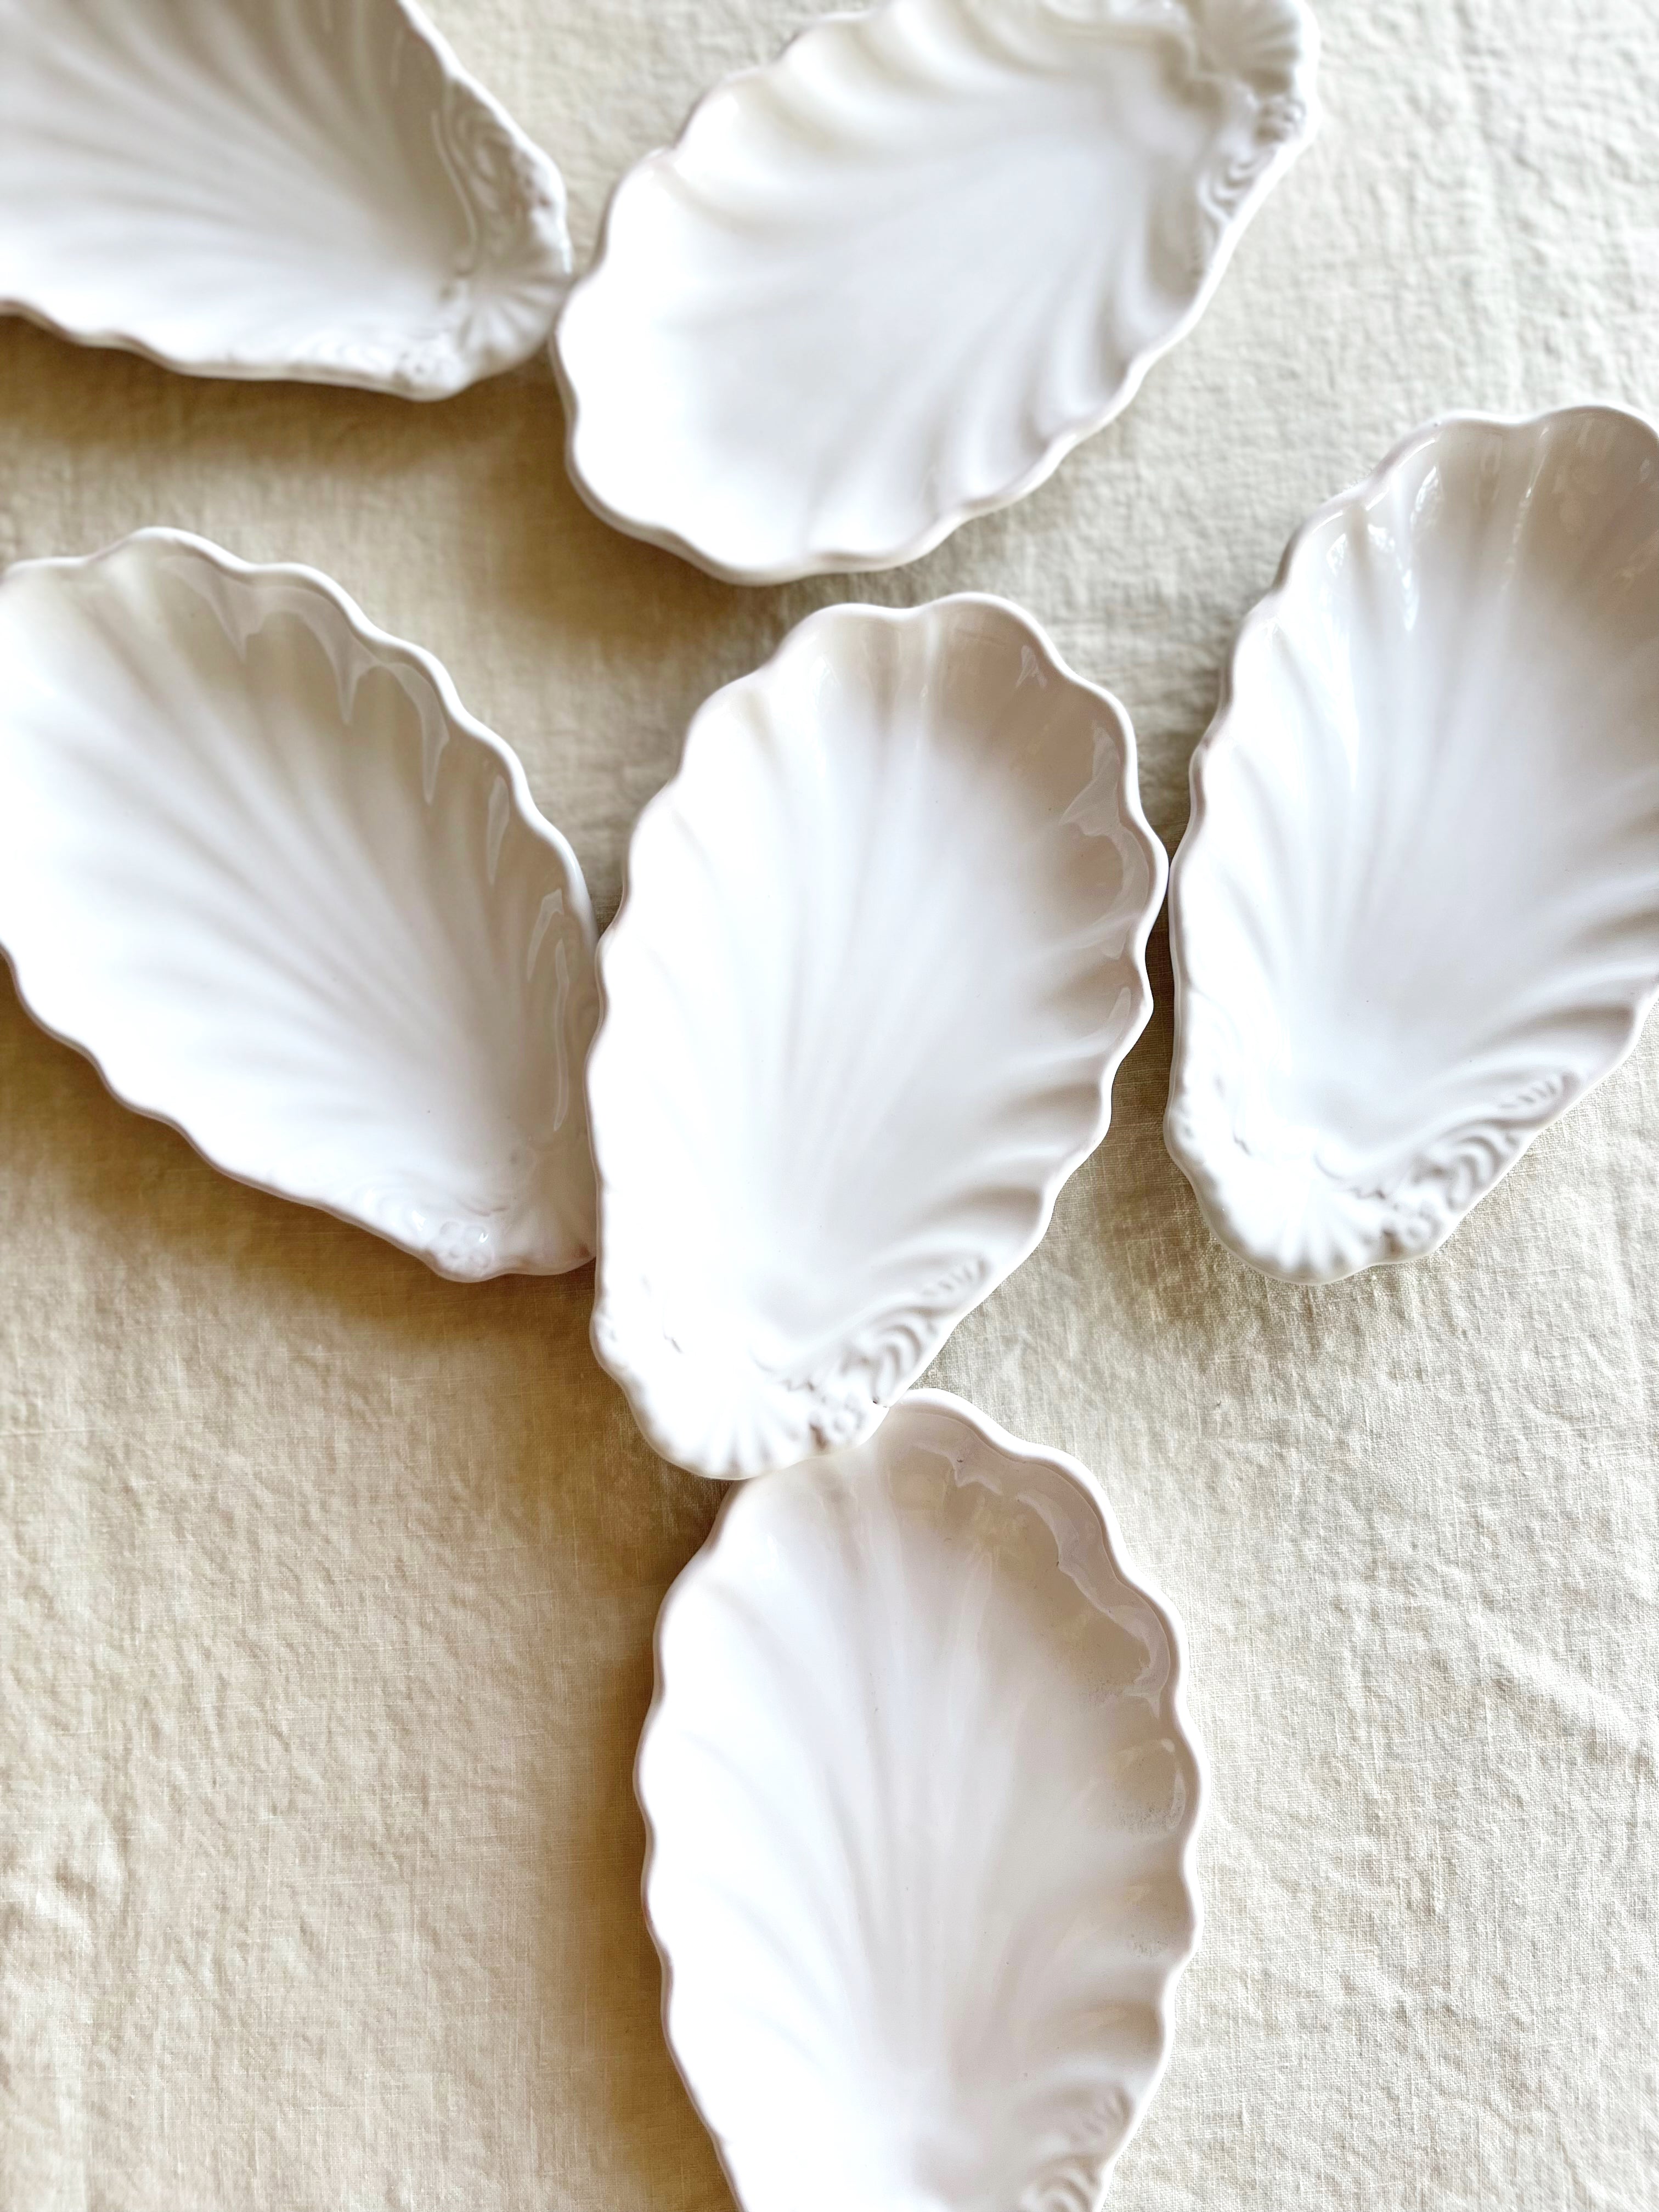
left=556, top=0, right=1320, bottom=583
left=588, top=596, right=1165, bottom=1480
left=0, top=0, right=571, bottom=397
left=638, top=1391, right=1202, bottom=2212
left=1167, top=407, right=1659, bottom=1282
left=0, top=532, right=599, bottom=1279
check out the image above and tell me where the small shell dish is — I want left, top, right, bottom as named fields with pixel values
left=1166, top=405, right=1659, bottom=1282
left=556, top=0, right=1321, bottom=582
left=587, top=595, right=1166, bottom=1480
left=637, top=1389, right=1203, bottom=2212
left=0, top=0, right=572, bottom=398
left=0, top=530, right=599, bottom=1279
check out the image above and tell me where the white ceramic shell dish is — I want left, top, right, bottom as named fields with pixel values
left=556, top=0, right=1320, bottom=583
left=638, top=1389, right=1203, bottom=2212
left=1166, top=404, right=1659, bottom=1283
left=0, top=530, right=599, bottom=1279
left=587, top=595, right=1166, bottom=1479
left=0, top=0, right=572, bottom=398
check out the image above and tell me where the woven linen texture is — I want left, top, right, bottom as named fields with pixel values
left=1, top=1, right=1656, bottom=2204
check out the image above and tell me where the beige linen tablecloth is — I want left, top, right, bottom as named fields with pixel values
left=2, top=2, right=1656, bottom=2205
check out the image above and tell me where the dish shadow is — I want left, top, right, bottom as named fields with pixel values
left=516, top=1421, right=734, bottom=2209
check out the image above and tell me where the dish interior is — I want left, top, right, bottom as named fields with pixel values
left=0, top=539, right=596, bottom=1277
left=591, top=598, right=1160, bottom=1475
left=641, top=1399, right=1198, bottom=2211
left=1175, top=409, right=1659, bottom=1272
left=0, top=0, right=567, bottom=392
left=560, top=0, right=1312, bottom=574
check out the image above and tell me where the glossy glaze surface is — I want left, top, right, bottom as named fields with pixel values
left=588, top=596, right=1165, bottom=1479
left=1167, top=405, right=1659, bottom=1281
left=556, top=0, right=1319, bottom=582
left=0, top=531, right=599, bottom=1278
left=638, top=1390, right=1203, bottom=2212
left=0, top=0, right=571, bottom=397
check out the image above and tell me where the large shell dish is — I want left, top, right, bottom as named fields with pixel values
left=556, top=0, right=1321, bottom=582
left=637, top=1390, right=1203, bottom=2212
left=0, top=0, right=571, bottom=397
left=1166, top=406, right=1659, bottom=1282
left=587, top=595, right=1166, bottom=1480
left=0, top=531, right=599, bottom=1279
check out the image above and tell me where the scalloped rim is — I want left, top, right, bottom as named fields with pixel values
left=636, top=1386, right=1208, bottom=2210
left=0, top=0, right=572, bottom=400
left=1164, top=400, right=1659, bottom=1283
left=586, top=591, right=1169, bottom=1475
left=0, top=526, right=599, bottom=1277
left=552, top=0, right=1323, bottom=584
